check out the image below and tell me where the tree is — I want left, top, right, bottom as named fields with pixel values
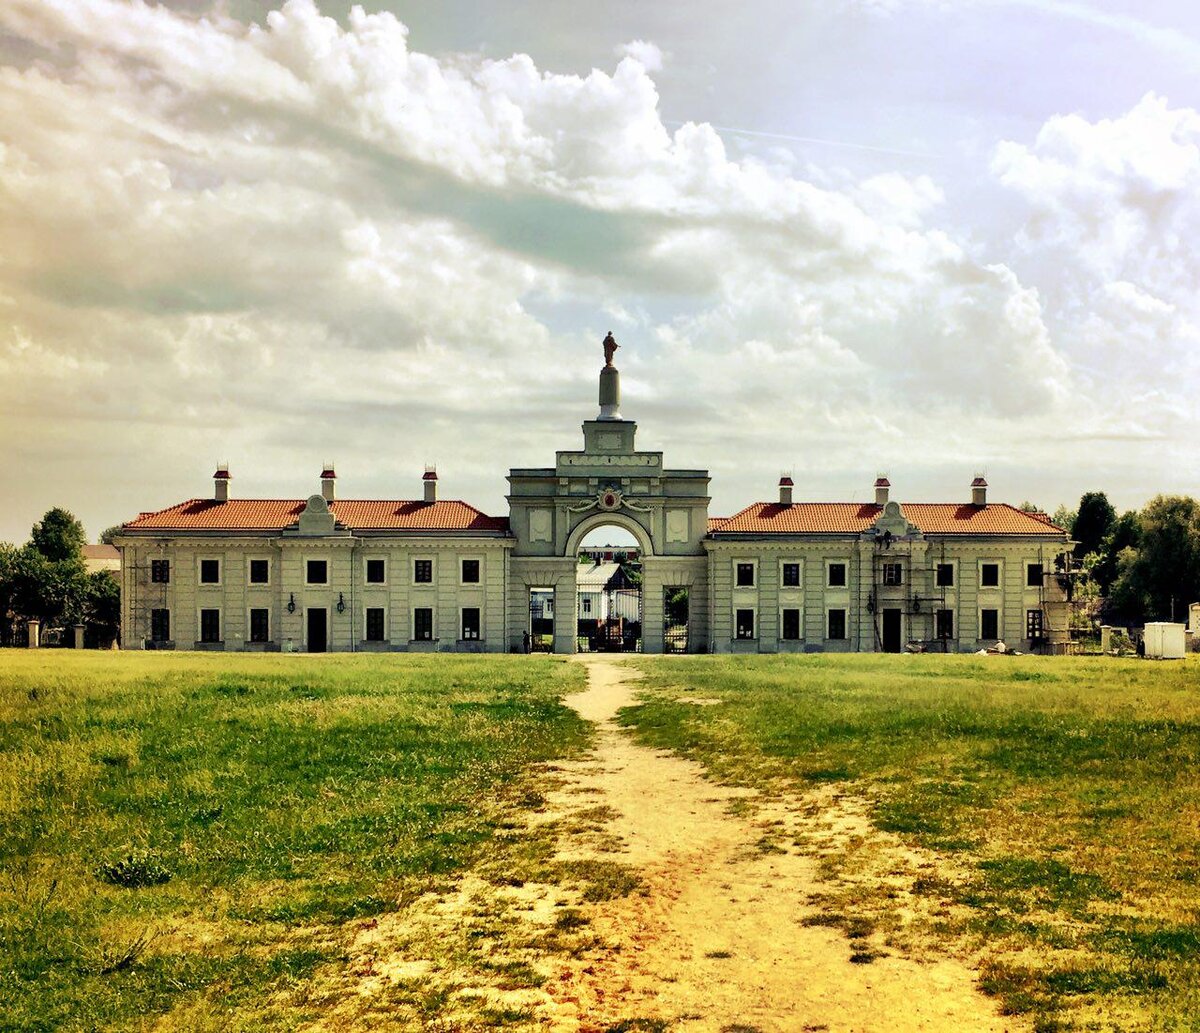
left=99, top=525, right=124, bottom=545
left=86, top=571, right=121, bottom=643
left=1109, top=496, right=1200, bottom=623
left=1051, top=504, right=1076, bottom=533
left=1090, top=510, right=1141, bottom=597
left=30, top=508, right=86, bottom=562
left=1072, top=492, right=1117, bottom=560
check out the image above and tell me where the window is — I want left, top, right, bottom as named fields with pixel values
left=781, top=608, right=801, bottom=640
left=830, top=604, right=849, bottom=638
left=306, top=559, right=328, bottom=585
left=981, top=608, right=999, bottom=639
left=935, top=563, right=954, bottom=588
left=199, top=609, right=221, bottom=643
left=582, top=598, right=592, bottom=614
left=735, top=608, right=755, bottom=639
left=249, top=608, right=269, bottom=643
left=736, top=562, right=755, bottom=587
left=1026, top=563, right=1043, bottom=588
left=981, top=563, right=1000, bottom=588
left=151, top=559, right=170, bottom=584
left=150, top=608, right=170, bottom=642
left=461, top=559, right=480, bottom=584
left=827, top=562, right=847, bottom=588
left=200, top=559, right=220, bottom=585
left=414, top=559, right=433, bottom=584
left=413, top=607, right=433, bottom=641
left=365, top=607, right=386, bottom=642
left=782, top=562, right=801, bottom=587
left=366, top=559, right=386, bottom=584
left=936, top=609, right=954, bottom=639
left=827, top=609, right=847, bottom=640
left=462, top=607, right=481, bottom=640
left=249, top=559, right=269, bottom=585
left=882, top=563, right=903, bottom=586
left=1026, top=609, right=1044, bottom=640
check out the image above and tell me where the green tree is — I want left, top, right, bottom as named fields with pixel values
left=30, top=508, right=86, bottom=562
left=1109, top=496, right=1200, bottom=623
left=1090, top=510, right=1141, bottom=596
left=99, top=525, right=124, bottom=545
left=86, top=571, right=121, bottom=643
left=1072, top=492, right=1117, bottom=560
left=1051, top=504, right=1076, bottom=533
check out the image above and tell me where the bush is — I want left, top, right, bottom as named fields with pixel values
left=97, top=852, right=172, bottom=888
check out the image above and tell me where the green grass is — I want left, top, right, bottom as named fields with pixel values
left=0, top=651, right=589, bottom=1030
left=623, top=653, right=1200, bottom=1031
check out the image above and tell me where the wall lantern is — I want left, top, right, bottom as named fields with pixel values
left=866, top=594, right=875, bottom=615
left=337, top=592, right=346, bottom=614
left=911, top=595, right=922, bottom=614
left=287, top=593, right=296, bottom=614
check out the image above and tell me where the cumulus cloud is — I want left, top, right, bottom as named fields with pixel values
left=0, top=0, right=1123, bottom=539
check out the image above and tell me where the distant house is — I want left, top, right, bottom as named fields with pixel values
left=83, top=544, right=121, bottom=575
left=576, top=562, right=641, bottom=622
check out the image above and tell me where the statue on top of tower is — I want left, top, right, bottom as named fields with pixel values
left=602, top=331, right=619, bottom=368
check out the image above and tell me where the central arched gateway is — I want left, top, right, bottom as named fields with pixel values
left=505, top=344, right=711, bottom=653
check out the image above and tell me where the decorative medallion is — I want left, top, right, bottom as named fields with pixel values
left=598, top=487, right=623, bottom=511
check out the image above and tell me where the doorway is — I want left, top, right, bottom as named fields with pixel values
left=528, top=589, right=554, bottom=652
left=307, top=607, right=328, bottom=653
left=882, top=608, right=902, bottom=653
left=663, top=586, right=689, bottom=653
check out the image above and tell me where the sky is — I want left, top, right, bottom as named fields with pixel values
left=2, top=0, right=1199, bottom=543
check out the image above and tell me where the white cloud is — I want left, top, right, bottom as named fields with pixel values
left=0, top=0, right=1121, bottom=540
left=615, top=39, right=665, bottom=73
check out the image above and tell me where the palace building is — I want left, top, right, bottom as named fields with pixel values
left=115, top=336, right=1072, bottom=655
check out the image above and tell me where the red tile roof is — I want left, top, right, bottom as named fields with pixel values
left=122, top=499, right=509, bottom=533
left=711, top=502, right=1066, bottom=536
left=707, top=517, right=729, bottom=533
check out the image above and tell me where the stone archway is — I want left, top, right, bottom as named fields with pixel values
left=564, top=511, right=655, bottom=559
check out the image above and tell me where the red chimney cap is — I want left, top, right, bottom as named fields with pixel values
left=874, top=476, right=891, bottom=487
left=971, top=476, right=988, bottom=486
left=422, top=469, right=438, bottom=480
left=213, top=467, right=231, bottom=480
left=778, top=476, right=794, bottom=486
left=320, top=468, right=336, bottom=479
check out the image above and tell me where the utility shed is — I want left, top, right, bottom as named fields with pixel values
left=1144, top=622, right=1186, bottom=660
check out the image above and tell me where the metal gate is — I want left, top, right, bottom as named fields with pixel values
left=663, top=586, right=689, bottom=654
left=528, top=589, right=554, bottom=652
left=577, top=587, right=642, bottom=653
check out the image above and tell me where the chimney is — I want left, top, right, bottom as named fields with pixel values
left=778, top=476, right=793, bottom=506
left=874, top=475, right=890, bottom=507
left=320, top=463, right=336, bottom=502
left=971, top=475, right=988, bottom=508
left=423, top=465, right=438, bottom=503
left=213, top=464, right=230, bottom=503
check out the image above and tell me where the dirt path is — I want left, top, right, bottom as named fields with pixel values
left=540, top=657, right=1020, bottom=1033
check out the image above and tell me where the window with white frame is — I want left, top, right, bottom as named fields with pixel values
left=781, top=608, right=801, bottom=640
left=1026, top=563, right=1044, bottom=588
left=935, top=563, right=954, bottom=588
left=249, top=559, right=270, bottom=585
left=461, top=607, right=481, bottom=640
left=365, top=559, right=386, bottom=584
left=980, top=562, right=1000, bottom=588
left=461, top=559, right=481, bottom=584
left=150, top=608, right=170, bottom=642
left=781, top=562, right=801, bottom=588
left=735, top=562, right=756, bottom=588
left=306, top=559, right=328, bottom=585
left=827, top=562, right=847, bottom=588
left=980, top=608, right=999, bottom=639
left=935, top=609, right=953, bottom=639
left=413, top=607, right=434, bottom=640
left=199, top=608, right=221, bottom=643
left=151, top=559, right=170, bottom=584
left=827, top=608, right=847, bottom=640
left=413, top=559, right=433, bottom=584
left=249, top=608, right=270, bottom=643
left=365, top=607, right=386, bottom=641
left=199, top=558, right=220, bottom=585
left=882, top=563, right=903, bottom=586
left=735, top=608, right=755, bottom=639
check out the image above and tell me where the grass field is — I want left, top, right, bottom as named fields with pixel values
left=623, top=654, right=1200, bottom=1032
left=0, top=652, right=590, bottom=1031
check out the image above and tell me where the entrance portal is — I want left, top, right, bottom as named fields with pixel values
left=575, top=525, right=642, bottom=653
left=664, top=586, right=689, bottom=653
left=882, top=608, right=902, bottom=653
left=307, top=607, right=328, bottom=653
left=529, top=589, right=554, bottom=652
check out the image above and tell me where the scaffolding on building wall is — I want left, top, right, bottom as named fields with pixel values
left=124, top=543, right=171, bottom=649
